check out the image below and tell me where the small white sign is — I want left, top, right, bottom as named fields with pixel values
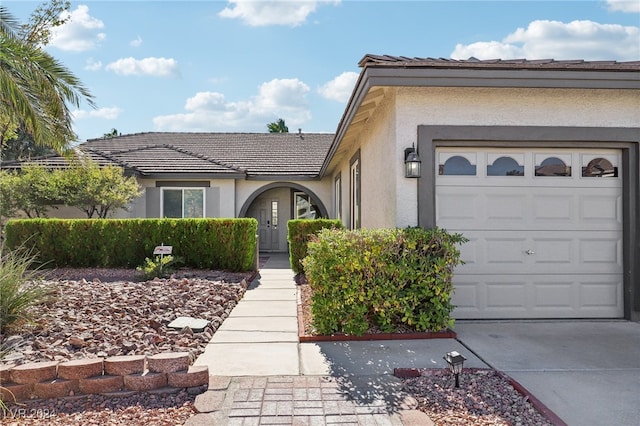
left=153, top=245, right=173, bottom=255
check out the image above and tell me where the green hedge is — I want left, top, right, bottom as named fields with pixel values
left=302, top=227, right=467, bottom=335
left=287, top=219, right=343, bottom=274
left=4, top=218, right=258, bottom=271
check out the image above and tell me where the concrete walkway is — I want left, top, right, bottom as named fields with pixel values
left=188, top=253, right=640, bottom=426
left=188, top=253, right=481, bottom=425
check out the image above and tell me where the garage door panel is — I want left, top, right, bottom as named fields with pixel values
left=452, top=274, right=623, bottom=319
left=437, top=186, right=621, bottom=231
left=454, top=230, right=622, bottom=274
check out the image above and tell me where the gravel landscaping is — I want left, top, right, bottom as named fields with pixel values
left=1, top=267, right=252, bottom=424
left=2, top=267, right=559, bottom=425
left=402, top=369, right=555, bottom=426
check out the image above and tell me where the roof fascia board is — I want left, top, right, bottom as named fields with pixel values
left=246, top=175, right=319, bottom=181
left=140, top=173, right=245, bottom=180
left=320, top=70, right=373, bottom=175
left=366, top=67, right=640, bottom=89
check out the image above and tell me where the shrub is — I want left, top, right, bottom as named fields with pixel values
left=136, top=254, right=182, bottom=280
left=0, top=246, right=56, bottom=335
left=4, top=218, right=258, bottom=271
left=287, top=219, right=343, bottom=274
left=302, top=227, right=467, bottom=336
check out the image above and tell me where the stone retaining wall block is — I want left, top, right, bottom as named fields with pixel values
left=123, top=371, right=167, bottom=392
left=79, top=375, right=124, bottom=395
left=9, top=361, right=59, bottom=384
left=33, top=379, right=80, bottom=399
left=58, top=358, right=104, bottom=380
left=0, top=383, right=33, bottom=402
left=104, top=355, right=146, bottom=376
left=167, top=365, right=209, bottom=388
left=147, top=352, right=190, bottom=373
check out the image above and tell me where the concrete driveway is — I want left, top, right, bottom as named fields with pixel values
left=454, top=320, right=640, bottom=426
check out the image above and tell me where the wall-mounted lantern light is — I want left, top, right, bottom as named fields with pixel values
left=404, top=145, right=421, bottom=178
left=443, top=351, right=466, bottom=388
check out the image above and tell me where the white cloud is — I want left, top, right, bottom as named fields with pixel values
left=153, top=78, right=311, bottom=132
left=607, top=0, right=640, bottom=13
left=451, top=19, right=640, bottom=61
left=318, top=72, right=358, bottom=102
left=73, top=107, right=122, bottom=120
left=49, top=5, right=106, bottom=52
left=84, top=58, right=103, bottom=71
left=130, top=36, right=143, bottom=47
left=219, top=0, right=340, bottom=27
left=105, top=57, right=180, bottom=77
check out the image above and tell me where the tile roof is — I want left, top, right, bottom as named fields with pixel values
left=358, top=55, right=640, bottom=70
left=78, top=132, right=335, bottom=178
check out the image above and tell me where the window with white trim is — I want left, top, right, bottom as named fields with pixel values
left=162, top=188, right=204, bottom=218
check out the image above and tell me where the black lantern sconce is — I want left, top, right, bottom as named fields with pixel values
left=404, top=144, right=421, bottom=178
left=443, top=351, right=467, bottom=388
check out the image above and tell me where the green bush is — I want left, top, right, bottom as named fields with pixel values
left=136, top=254, right=182, bottom=280
left=3, top=218, right=258, bottom=271
left=287, top=219, right=343, bottom=274
left=302, top=227, right=467, bottom=336
left=0, top=245, right=56, bottom=335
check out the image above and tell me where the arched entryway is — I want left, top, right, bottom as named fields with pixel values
left=240, top=183, right=328, bottom=253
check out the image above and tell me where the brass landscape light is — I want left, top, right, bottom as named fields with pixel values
left=404, top=145, right=421, bottom=178
left=443, top=351, right=466, bottom=388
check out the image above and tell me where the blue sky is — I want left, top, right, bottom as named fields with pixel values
left=6, top=1, right=640, bottom=143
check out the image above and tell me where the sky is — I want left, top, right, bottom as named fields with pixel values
left=5, top=0, right=640, bottom=143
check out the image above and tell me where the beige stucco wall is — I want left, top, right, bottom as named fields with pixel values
left=393, top=86, right=640, bottom=227
left=328, top=86, right=639, bottom=230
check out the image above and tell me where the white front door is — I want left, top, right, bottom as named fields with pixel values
left=436, top=148, right=623, bottom=319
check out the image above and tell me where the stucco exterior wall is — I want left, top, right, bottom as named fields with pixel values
left=235, top=178, right=332, bottom=218
left=393, top=86, right=640, bottom=227
left=358, top=93, right=399, bottom=229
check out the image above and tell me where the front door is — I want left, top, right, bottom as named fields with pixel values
left=250, top=199, right=280, bottom=252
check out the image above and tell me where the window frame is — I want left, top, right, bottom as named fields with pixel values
left=160, top=187, right=205, bottom=218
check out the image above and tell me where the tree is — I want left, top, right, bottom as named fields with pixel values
left=103, top=128, right=120, bottom=138
left=0, top=3, right=95, bottom=156
left=267, top=118, right=289, bottom=133
left=0, top=160, right=142, bottom=220
left=58, top=160, right=142, bottom=218
left=0, top=164, right=58, bottom=219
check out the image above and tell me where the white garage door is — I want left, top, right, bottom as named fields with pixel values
left=436, top=148, right=623, bottom=319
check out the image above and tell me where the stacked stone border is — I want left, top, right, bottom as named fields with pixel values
left=0, top=352, right=208, bottom=402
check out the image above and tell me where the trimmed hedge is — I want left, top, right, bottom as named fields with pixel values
left=4, top=218, right=258, bottom=271
left=302, top=227, right=467, bottom=335
left=287, top=219, right=343, bottom=274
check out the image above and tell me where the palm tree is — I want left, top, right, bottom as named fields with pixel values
left=267, top=118, right=289, bottom=133
left=0, top=5, right=95, bottom=154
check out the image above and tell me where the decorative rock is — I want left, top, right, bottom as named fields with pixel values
left=147, top=352, right=190, bottom=373
left=69, top=336, right=87, bottom=348
left=123, top=371, right=167, bottom=391
left=79, top=375, right=124, bottom=394
left=58, top=358, right=104, bottom=380
left=10, top=361, right=58, bottom=384
left=104, top=355, right=146, bottom=376
left=194, top=390, right=226, bottom=413
left=33, top=379, right=80, bottom=399
left=167, top=365, right=209, bottom=388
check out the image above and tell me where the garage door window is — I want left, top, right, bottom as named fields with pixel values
left=487, top=154, right=524, bottom=176
left=583, top=157, right=618, bottom=178
left=439, top=154, right=476, bottom=175
left=535, top=155, right=571, bottom=177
